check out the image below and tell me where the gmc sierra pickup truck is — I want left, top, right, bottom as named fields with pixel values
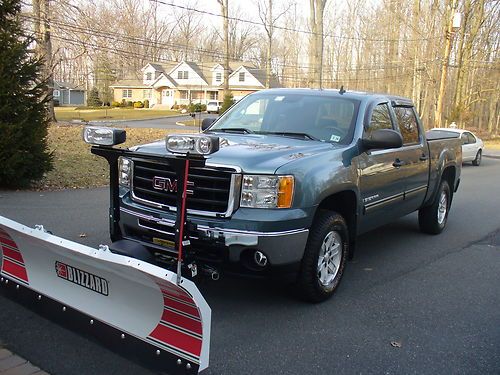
left=90, top=88, right=462, bottom=302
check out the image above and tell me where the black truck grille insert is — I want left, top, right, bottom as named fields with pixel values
left=131, top=159, right=233, bottom=214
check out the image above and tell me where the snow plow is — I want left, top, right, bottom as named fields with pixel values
left=0, top=127, right=219, bottom=374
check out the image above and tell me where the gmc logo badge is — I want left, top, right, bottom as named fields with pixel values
left=152, top=176, right=178, bottom=193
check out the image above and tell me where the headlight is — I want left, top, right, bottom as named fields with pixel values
left=240, top=175, right=294, bottom=208
left=166, top=134, right=220, bottom=155
left=83, top=126, right=126, bottom=146
left=118, top=157, right=131, bottom=187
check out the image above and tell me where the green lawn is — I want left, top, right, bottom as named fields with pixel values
left=33, top=124, right=196, bottom=190
left=55, top=107, right=180, bottom=121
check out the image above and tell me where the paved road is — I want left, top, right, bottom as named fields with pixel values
left=0, top=159, right=499, bottom=375
left=87, top=113, right=213, bottom=130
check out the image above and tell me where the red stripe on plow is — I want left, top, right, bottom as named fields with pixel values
left=149, top=324, right=202, bottom=357
left=164, top=296, right=200, bottom=318
left=160, top=286, right=194, bottom=304
left=2, top=247, right=24, bottom=264
left=2, top=259, right=28, bottom=282
left=161, top=309, right=202, bottom=336
left=0, top=236, right=18, bottom=249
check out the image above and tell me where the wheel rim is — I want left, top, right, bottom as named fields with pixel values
left=437, top=190, right=448, bottom=225
left=317, top=231, right=342, bottom=287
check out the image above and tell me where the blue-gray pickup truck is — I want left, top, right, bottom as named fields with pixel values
left=92, top=88, right=462, bottom=302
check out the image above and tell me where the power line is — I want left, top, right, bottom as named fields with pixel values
left=148, top=0, right=441, bottom=43
left=22, top=15, right=443, bottom=74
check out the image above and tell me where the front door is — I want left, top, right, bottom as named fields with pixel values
left=357, top=102, right=407, bottom=233
left=161, top=89, right=174, bottom=107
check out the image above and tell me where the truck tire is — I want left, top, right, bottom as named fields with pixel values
left=297, top=211, right=348, bottom=303
left=418, top=179, right=451, bottom=234
left=472, top=150, right=482, bottom=166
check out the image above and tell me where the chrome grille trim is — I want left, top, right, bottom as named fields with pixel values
left=130, top=159, right=241, bottom=218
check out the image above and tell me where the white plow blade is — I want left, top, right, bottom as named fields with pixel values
left=0, top=215, right=210, bottom=374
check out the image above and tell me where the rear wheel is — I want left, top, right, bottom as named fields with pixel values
left=472, top=150, right=482, bottom=166
left=296, top=211, right=348, bottom=303
left=418, top=180, right=451, bottom=234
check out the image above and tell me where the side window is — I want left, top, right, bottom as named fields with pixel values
left=366, top=103, right=392, bottom=137
left=461, top=133, right=469, bottom=145
left=394, top=106, right=420, bottom=145
left=467, top=133, right=476, bottom=144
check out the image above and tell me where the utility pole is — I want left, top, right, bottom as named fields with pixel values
left=217, top=0, right=230, bottom=97
left=434, top=0, right=459, bottom=128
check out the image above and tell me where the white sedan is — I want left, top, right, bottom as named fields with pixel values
left=432, top=128, right=484, bottom=166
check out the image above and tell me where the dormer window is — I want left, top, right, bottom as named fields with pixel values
left=177, top=70, right=189, bottom=79
left=239, top=72, right=245, bottom=82
left=215, top=72, right=222, bottom=82
left=146, top=72, right=152, bottom=80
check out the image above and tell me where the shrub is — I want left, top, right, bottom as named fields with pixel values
left=111, top=101, right=121, bottom=107
left=189, top=103, right=203, bottom=113
left=179, top=104, right=188, bottom=110
left=127, top=101, right=133, bottom=107
left=221, top=93, right=235, bottom=114
left=143, top=99, right=149, bottom=108
left=0, top=0, right=52, bottom=187
left=201, top=104, right=207, bottom=112
left=87, top=87, right=101, bottom=107
left=133, top=101, right=144, bottom=108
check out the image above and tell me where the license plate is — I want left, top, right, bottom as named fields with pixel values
left=152, top=237, right=175, bottom=249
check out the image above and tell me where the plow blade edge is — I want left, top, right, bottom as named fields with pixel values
left=0, top=215, right=210, bottom=374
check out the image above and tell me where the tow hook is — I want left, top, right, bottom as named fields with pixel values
left=200, top=264, right=220, bottom=281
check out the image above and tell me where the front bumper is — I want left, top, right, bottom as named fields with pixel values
left=117, top=205, right=310, bottom=272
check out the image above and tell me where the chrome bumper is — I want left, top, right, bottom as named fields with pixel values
left=120, top=207, right=309, bottom=266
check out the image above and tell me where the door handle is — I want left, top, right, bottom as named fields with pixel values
left=419, top=154, right=428, bottom=161
left=393, top=158, right=404, bottom=168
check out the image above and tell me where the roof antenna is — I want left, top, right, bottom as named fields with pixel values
left=339, top=85, right=346, bottom=95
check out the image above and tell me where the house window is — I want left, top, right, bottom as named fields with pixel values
left=180, top=90, right=189, bottom=99
left=215, top=72, right=222, bottom=82
left=146, top=72, right=152, bottom=81
left=143, top=89, right=152, bottom=99
left=53, top=89, right=60, bottom=97
left=122, top=89, right=132, bottom=98
left=177, top=70, right=189, bottom=79
left=239, top=72, right=245, bottom=82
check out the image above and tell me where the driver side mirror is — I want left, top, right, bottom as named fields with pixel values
left=202, top=117, right=217, bottom=131
left=362, top=129, right=403, bottom=150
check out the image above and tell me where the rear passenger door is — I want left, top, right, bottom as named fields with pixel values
left=392, top=105, right=429, bottom=213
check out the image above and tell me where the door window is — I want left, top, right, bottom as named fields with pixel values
left=394, top=107, right=420, bottom=145
left=467, top=133, right=476, bottom=144
left=461, top=133, right=469, bottom=145
left=365, top=103, right=392, bottom=137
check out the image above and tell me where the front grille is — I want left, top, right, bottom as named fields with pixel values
left=131, top=159, right=234, bottom=215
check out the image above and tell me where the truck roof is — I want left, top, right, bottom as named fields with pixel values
left=256, top=88, right=414, bottom=106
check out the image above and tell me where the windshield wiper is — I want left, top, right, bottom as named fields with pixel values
left=263, top=132, right=320, bottom=141
left=210, top=128, right=254, bottom=134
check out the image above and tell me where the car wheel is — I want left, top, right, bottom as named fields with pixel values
left=296, top=211, right=348, bottom=303
left=418, top=179, right=451, bottom=234
left=472, top=150, right=482, bottom=166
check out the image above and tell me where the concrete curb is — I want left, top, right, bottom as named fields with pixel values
left=0, top=347, right=48, bottom=375
left=484, top=154, right=500, bottom=160
left=58, top=114, right=189, bottom=125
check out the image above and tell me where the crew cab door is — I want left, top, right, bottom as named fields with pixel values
left=391, top=105, right=429, bottom=212
left=357, top=102, right=406, bottom=233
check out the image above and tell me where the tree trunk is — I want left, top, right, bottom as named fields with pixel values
left=435, top=0, right=457, bottom=128
left=217, top=0, right=230, bottom=95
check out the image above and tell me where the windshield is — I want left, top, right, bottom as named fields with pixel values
left=208, top=93, right=360, bottom=144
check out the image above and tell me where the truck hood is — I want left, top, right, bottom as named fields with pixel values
left=131, top=133, right=343, bottom=173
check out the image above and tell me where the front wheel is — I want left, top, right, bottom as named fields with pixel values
left=472, top=150, right=482, bottom=166
left=418, top=179, right=451, bottom=234
left=296, top=211, right=349, bottom=303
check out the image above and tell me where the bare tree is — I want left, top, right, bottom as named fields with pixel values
left=309, top=0, right=328, bottom=88
left=257, top=0, right=293, bottom=88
